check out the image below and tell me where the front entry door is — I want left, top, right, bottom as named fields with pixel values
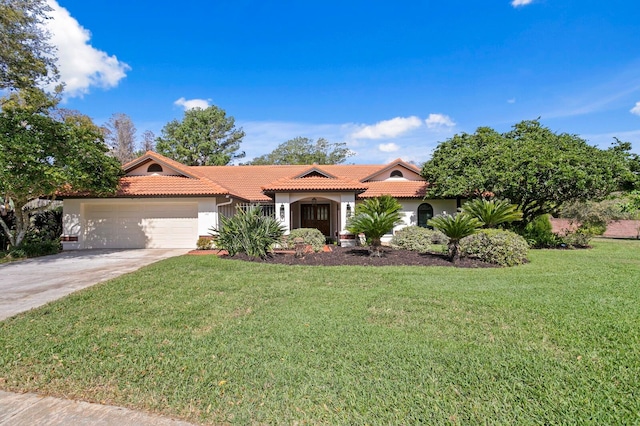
left=301, top=204, right=330, bottom=236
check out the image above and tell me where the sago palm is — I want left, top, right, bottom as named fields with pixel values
left=461, top=198, right=523, bottom=228
left=428, top=213, right=481, bottom=261
left=347, top=195, right=403, bottom=256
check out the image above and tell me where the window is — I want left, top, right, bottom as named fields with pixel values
left=417, top=203, right=433, bottom=227
left=390, top=170, right=403, bottom=178
left=147, top=164, right=163, bottom=173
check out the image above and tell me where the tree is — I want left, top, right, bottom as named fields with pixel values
left=249, top=137, right=354, bottom=165
left=461, top=198, right=522, bottom=228
left=346, top=195, right=403, bottom=256
left=141, top=130, right=155, bottom=152
left=156, top=106, right=245, bottom=166
left=421, top=120, right=630, bottom=225
left=0, top=0, right=58, bottom=90
left=103, top=113, right=136, bottom=164
left=428, top=213, right=482, bottom=261
left=0, top=88, right=122, bottom=247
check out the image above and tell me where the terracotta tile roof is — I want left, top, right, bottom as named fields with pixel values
left=359, top=180, right=429, bottom=198
left=193, top=165, right=311, bottom=202
left=262, top=176, right=367, bottom=193
left=115, top=176, right=228, bottom=196
left=74, top=153, right=431, bottom=200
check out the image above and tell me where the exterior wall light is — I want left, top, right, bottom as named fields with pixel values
left=346, top=203, right=352, bottom=218
left=280, top=204, right=285, bottom=220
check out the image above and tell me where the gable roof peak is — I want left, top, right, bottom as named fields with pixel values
left=292, top=166, right=337, bottom=179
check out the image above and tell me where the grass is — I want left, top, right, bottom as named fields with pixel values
left=1, top=239, right=639, bottom=424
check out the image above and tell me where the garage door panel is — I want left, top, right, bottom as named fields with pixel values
left=84, top=203, right=198, bottom=249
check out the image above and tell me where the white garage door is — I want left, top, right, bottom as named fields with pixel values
left=84, top=202, right=198, bottom=249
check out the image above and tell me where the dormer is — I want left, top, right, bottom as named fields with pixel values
left=122, top=152, right=197, bottom=178
left=362, top=159, right=423, bottom=182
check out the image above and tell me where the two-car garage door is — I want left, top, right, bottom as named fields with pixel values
left=83, top=202, right=198, bottom=249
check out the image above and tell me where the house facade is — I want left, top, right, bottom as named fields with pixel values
left=61, top=152, right=459, bottom=249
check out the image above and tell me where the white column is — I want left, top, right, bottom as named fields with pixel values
left=198, top=199, right=217, bottom=236
left=274, top=193, right=291, bottom=234
left=339, top=194, right=356, bottom=233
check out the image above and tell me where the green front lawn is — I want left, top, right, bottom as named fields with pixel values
left=1, top=240, right=639, bottom=424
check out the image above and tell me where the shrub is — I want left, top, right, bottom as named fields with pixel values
left=520, top=214, right=562, bottom=248
left=562, top=228, right=593, bottom=248
left=196, top=237, right=213, bottom=250
left=16, top=239, right=61, bottom=257
left=287, top=228, right=325, bottom=252
left=390, top=226, right=448, bottom=253
left=459, top=229, right=529, bottom=267
left=211, top=206, right=285, bottom=259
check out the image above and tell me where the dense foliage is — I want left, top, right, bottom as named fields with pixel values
left=0, top=89, right=122, bottom=247
left=287, top=228, right=326, bottom=252
left=249, top=137, right=354, bottom=165
left=347, top=195, right=403, bottom=255
left=428, top=213, right=482, bottom=261
left=422, top=120, right=631, bottom=225
left=520, top=214, right=561, bottom=248
left=459, top=229, right=529, bottom=267
left=212, top=206, right=285, bottom=258
left=156, top=105, right=245, bottom=166
left=390, top=226, right=448, bottom=253
left=0, top=0, right=57, bottom=90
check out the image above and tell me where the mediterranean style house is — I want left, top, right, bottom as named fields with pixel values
left=61, top=151, right=459, bottom=249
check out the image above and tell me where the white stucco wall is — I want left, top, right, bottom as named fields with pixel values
left=62, top=197, right=218, bottom=249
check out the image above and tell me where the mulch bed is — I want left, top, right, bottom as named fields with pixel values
left=217, top=246, right=496, bottom=268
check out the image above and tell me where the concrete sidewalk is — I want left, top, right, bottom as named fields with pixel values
left=0, top=391, right=195, bottom=425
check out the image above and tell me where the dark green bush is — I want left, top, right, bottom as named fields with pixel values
left=459, top=229, right=529, bottom=267
left=287, top=228, right=325, bottom=252
left=212, top=206, right=285, bottom=259
left=11, top=239, right=60, bottom=258
left=520, top=214, right=562, bottom=248
left=390, top=226, right=448, bottom=252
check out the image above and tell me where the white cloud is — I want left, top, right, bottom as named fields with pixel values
left=507, top=98, right=516, bottom=104
left=378, top=143, right=400, bottom=152
left=45, top=0, right=130, bottom=98
left=174, top=97, right=210, bottom=110
left=511, top=0, right=533, bottom=7
left=351, top=116, right=422, bottom=140
left=631, top=102, right=640, bottom=116
left=425, top=113, right=456, bottom=129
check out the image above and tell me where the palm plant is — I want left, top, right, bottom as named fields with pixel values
left=428, top=213, right=482, bottom=261
left=211, top=206, right=285, bottom=259
left=346, top=195, right=403, bottom=256
left=461, top=198, right=523, bottom=228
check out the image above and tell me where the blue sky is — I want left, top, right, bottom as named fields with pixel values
left=46, top=0, right=640, bottom=164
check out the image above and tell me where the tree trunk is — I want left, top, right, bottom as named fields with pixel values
left=0, top=198, right=45, bottom=248
left=369, top=238, right=383, bottom=257
left=448, top=240, right=460, bottom=263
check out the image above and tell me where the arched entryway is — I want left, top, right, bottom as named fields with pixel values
left=417, top=203, right=434, bottom=227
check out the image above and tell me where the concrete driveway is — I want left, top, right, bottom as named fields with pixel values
left=0, top=249, right=188, bottom=321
